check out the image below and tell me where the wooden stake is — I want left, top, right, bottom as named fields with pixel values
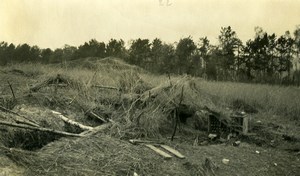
left=7, top=81, right=16, bottom=101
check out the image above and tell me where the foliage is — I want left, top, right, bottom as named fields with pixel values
left=1, top=25, right=300, bottom=85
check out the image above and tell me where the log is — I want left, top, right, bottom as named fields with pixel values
left=0, top=120, right=83, bottom=137
left=160, top=145, right=185, bottom=159
left=51, top=111, right=93, bottom=131
left=144, top=144, right=172, bottom=159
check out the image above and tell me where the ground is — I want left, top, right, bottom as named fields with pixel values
left=0, top=59, right=299, bottom=176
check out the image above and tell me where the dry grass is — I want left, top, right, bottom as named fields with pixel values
left=199, top=81, right=300, bottom=121
left=1, top=58, right=300, bottom=176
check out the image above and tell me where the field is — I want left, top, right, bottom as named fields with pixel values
left=0, top=57, right=299, bottom=176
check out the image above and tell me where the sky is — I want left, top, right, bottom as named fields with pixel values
left=0, top=0, right=300, bottom=49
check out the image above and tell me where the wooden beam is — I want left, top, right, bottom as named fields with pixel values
left=160, top=145, right=185, bottom=159
left=144, top=144, right=172, bottom=159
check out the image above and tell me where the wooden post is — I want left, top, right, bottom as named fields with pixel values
left=243, top=116, right=249, bottom=134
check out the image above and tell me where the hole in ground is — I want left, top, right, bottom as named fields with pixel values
left=1, top=129, right=61, bottom=151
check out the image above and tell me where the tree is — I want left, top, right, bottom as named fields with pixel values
left=0, top=42, right=8, bottom=65
left=15, top=44, right=31, bottom=62
left=150, top=38, right=164, bottom=72
left=175, top=36, right=196, bottom=74
left=77, top=39, right=106, bottom=58
left=217, top=26, right=241, bottom=72
left=276, top=31, right=294, bottom=76
left=106, top=39, right=126, bottom=58
left=294, top=25, right=300, bottom=71
left=62, top=45, right=77, bottom=61
left=41, top=48, right=53, bottom=63
left=30, top=45, right=41, bottom=62
left=128, top=38, right=151, bottom=66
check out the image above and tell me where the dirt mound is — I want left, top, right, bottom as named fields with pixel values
left=65, top=57, right=145, bottom=72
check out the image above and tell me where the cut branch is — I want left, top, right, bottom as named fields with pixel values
left=51, top=111, right=93, bottom=131
left=92, top=85, right=119, bottom=90
left=0, top=120, right=83, bottom=137
left=0, top=105, right=39, bottom=126
left=86, top=111, right=108, bottom=123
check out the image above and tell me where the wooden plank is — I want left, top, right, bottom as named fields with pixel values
left=144, top=144, right=172, bottom=159
left=160, top=145, right=185, bottom=159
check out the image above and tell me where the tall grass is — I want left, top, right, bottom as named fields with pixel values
left=2, top=61, right=299, bottom=122
left=199, top=80, right=300, bottom=121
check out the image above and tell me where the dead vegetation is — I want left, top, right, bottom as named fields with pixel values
left=0, top=58, right=299, bottom=176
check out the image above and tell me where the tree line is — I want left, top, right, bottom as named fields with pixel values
left=1, top=26, right=300, bottom=85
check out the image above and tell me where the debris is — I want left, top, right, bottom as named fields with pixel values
left=203, top=157, right=218, bottom=174
left=200, top=141, right=209, bottom=145
left=274, top=163, right=278, bottom=166
left=0, top=105, right=39, bottom=126
left=160, top=145, right=185, bottom=159
left=80, top=123, right=111, bottom=136
left=255, top=150, right=260, bottom=154
left=92, top=85, right=119, bottom=91
left=208, top=133, right=217, bottom=140
left=133, top=172, right=139, bottom=176
left=128, top=139, right=162, bottom=145
left=222, top=158, right=230, bottom=165
left=233, top=141, right=241, bottom=146
left=0, top=120, right=83, bottom=137
left=86, top=111, right=108, bottom=123
left=144, top=144, right=172, bottom=160
left=51, top=110, right=93, bottom=131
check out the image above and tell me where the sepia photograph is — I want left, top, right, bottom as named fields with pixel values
left=0, top=0, right=299, bottom=175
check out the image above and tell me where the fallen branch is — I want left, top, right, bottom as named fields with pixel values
left=92, top=85, right=119, bottom=90
left=86, top=111, right=108, bottom=123
left=51, top=111, right=93, bottom=131
left=0, top=105, right=39, bottom=126
left=0, top=120, right=83, bottom=137
left=80, top=123, right=111, bottom=136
